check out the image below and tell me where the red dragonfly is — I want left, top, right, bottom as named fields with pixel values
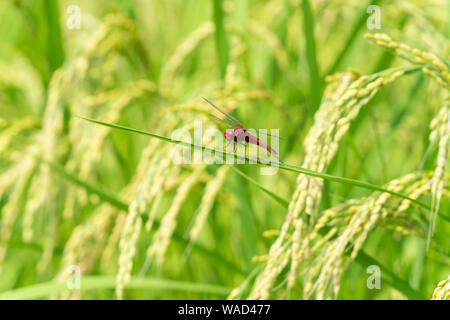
left=203, top=97, right=281, bottom=160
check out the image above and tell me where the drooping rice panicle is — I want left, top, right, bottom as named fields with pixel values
left=63, top=80, right=156, bottom=218
left=0, top=118, right=40, bottom=155
left=431, top=275, right=450, bottom=300
left=248, top=21, right=288, bottom=70
left=159, top=21, right=215, bottom=97
left=365, top=33, right=450, bottom=89
left=427, top=103, right=449, bottom=247
left=116, top=201, right=143, bottom=300
left=293, top=171, right=445, bottom=299
left=145, top=165, right=206, bottom=266
left=55, top=205, right=117, bottom=299
left=187, top=165, right=230, bottom=248
left=0, top=154, right=37, bottom=270
left=115, top=150, right=171, bottom=299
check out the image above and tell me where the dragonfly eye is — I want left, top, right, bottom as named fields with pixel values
left=224, top=130, right=233, bottom=140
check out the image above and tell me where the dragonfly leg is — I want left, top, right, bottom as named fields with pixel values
left=235, top=141, right=248, bottom=160
left=224, top=140, right=232, bottom=150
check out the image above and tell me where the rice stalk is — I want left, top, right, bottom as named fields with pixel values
left=301, top=0, right=323, bottom=110
left=145, top=164, right=206, bottom=267
left=186, top=165, right=230, bottom=250
left=114, top=118, right=181, bottom=299
left=115, top=148, right=172, bottom=299
left=212, top=0, right=230, bottom=79
left=101, top=212, right=127, bottom=268
left=0, top=118, right=39, bottom=156
left=64, top=80, right=155, bottom=218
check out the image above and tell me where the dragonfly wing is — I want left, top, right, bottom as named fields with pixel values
left=202, top=97, right=242, bottom=126
left=257, top=131, right=284, bottom=140
left=209, top=114, right=237, bottom=128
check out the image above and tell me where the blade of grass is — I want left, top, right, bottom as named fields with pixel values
left=212, top=0, right=229, bottom=79
left=301, top=0, right=323, bottom=111
left=78, top=116, right=450, bottom=223
left=230, top=171, right=261, bottom=266
left=0, top=276, right=231, bottom=300
left=355, top=251, right=426, bottom=299
left=36, top=156, right=129, bottom=211
left=43, top=0, right=65, bottom=74
left=327, top=0, right=382, bottom=75
left=230, top=166, right=289, bottom=207
left=391, top=74, right=424, bottom=129
left=347, top=17, right=409, bottom=138
left=409, top=238, right=426, bottom=290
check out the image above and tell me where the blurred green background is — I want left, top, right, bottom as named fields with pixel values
left=0, top=0, right=448, bottom=299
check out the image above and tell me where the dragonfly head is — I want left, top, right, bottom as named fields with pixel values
left=224, top=130, right=234, bottom=141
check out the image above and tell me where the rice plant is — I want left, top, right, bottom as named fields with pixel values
left=0, top=0, right=448, bottom=300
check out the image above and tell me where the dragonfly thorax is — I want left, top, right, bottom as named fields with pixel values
left=225, top=127, right=247, bottom=142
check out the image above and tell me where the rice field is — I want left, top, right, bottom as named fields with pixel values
left=0, top=0, right=449, bottom=300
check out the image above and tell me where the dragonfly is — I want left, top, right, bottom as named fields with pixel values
left=203, top=97, right=281, bottom=160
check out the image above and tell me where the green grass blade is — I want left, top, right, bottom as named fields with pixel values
left=0, top=276, right=231, bottom=299
left=43, top=0, right=65, bottom=73
left=36, top=156, right=129, bottom=211
left=301, top=0, right=323, bottom=111
left=230, top=167, right=425, bottom=300
left=212, top=0, right=229, bottom=79
left=409, top=238, right=426, bottom=290
left=355, top=251, right=426, bottom=299
left=230, top=166, right=289, bottom=207
left=78, top=116, right=450, bottom=223
left=327, top=0, right=382, bottom=75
